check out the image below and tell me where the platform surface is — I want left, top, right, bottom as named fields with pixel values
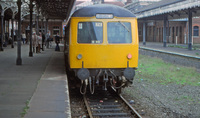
left=139, top=42, right=200, bottom=58
left=0, top=43, right=71, bottom=118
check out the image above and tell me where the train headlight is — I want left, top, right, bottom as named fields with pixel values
left=127, top=53, right=132, bottom=59
left=77, top=54, right=82, bottom=60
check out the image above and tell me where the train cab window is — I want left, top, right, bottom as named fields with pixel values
left=77, top=22, right=103, bottom=44
left=107, top=22, right=132, bottom=44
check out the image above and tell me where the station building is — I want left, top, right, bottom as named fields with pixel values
left=21, top=19, right=63, bottom=38
left=125, top=0, right=200, bottom=44
left=136, top=17, right=200, bottom=44
left=0, top=19, right=63, bottom=41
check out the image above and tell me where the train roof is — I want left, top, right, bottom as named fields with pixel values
left=72, top=4, right=136, bottom=18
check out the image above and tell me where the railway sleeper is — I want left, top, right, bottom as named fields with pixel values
left=90, top=104, right=121, bottom=108
left=92, top=108, right=123, bottom=112
left=103, top=117, right=131, bottom=118
left=92, top=111, right=128, bottom=114
left=92, top=112, right=131, bottom=116
left=89, top=102, right=120, bottom=105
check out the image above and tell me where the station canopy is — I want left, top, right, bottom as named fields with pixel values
left=0, top=0, right=76, bottom=20
left=34, top=0, right=75, bottom=20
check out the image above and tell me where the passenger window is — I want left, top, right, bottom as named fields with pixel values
left=77, top=22, right=103, bottom=44
left=107, top=22, right=132, bottom=44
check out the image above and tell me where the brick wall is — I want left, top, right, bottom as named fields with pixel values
left=138, top=18, right=200, bottom=44
left=21, top=21, right=63, bottom=40
left=192, top=18, right=200, bottom=44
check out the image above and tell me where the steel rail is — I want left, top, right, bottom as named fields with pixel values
left=119, top=94, right=143, bottom=118
left=83, top=94, right=93, bottom=118
left=111, top=86, right=143, bottom=118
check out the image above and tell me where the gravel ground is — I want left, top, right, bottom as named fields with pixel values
left=122, top=76, right=200, bottom=118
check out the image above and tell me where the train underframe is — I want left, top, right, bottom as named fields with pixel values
left=70, top=68, right=135, bottom=94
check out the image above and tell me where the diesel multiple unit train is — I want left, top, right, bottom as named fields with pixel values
left=64, top=4, right=138, bottom=94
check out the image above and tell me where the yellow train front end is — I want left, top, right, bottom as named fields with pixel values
left=69, top=17, right=138, bottom=69
left=67, top=4, right=138, bottom=94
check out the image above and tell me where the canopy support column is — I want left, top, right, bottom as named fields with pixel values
left=163, top=15, right=167, bottom=47
left=143, top=22, right=146, bottom=45
left=0, top=14, right=4, bottom=51
left=29, top=0, right=33, bottom=57
left=11, top=18, right=14, bottom=48
left=16, top=0, right=22, bottom=65
left=45, top=18, right=48, bottom=48
left=188, top=9, right=192, bottom=50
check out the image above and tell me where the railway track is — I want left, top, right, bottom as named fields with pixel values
left=69, top=88, right=87, bottom=118
left=83, top=87, right=142, bottom=118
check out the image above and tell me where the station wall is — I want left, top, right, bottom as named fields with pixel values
left=192, top=17, right=200, bottom=44
left=138, top=18, right=200, bottom=44
left=21, top=21, right=63, bottom=40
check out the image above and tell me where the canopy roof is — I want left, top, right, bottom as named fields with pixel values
left=35, top=0, right=75, bottom=20
left=125, top=0, right=200, bottom=20
left=0, top=0, right=76, bottom=20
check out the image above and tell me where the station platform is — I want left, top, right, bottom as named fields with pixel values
left=0, top=43, right=71, bottom=118
left=139, top=42, right=200, bottom=59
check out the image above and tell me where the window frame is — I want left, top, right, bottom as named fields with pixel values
left=77, top=21, right=103, bottom=44
left=107, top=21, right=132, bottom=44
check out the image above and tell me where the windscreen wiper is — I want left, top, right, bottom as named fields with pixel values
left=118, top=21, right=130, bottom=32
